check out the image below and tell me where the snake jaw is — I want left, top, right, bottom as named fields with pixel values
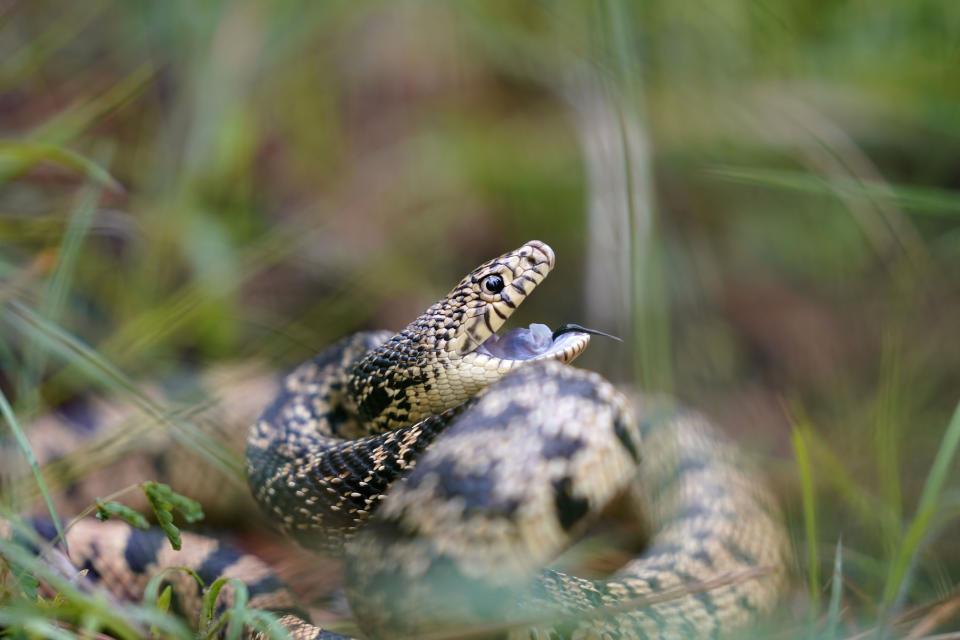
left=448, top=241, right=594, bottom=374
left=466, top=323, right=591, bottom=368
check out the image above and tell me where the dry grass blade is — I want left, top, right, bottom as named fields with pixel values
left=904, top=588, right=960, bottom=639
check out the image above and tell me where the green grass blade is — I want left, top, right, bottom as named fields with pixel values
left=0, top=141, right=121, bottom=190
left=792, top=421, right=820, bottom=615
left=0, top=388, right=64, bottom=551
left=876, top=331, right=904, bottom=552
left=708, top=166, right=960, bottom=218
left=826, top=538, right=844, bottom=639
left=882, top=401, right=960, bottom=612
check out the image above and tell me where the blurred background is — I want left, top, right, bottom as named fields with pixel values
left=1, top=0, right=959, bottom=636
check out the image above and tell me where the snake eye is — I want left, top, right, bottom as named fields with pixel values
left=481, top=274, right=505, bottom=294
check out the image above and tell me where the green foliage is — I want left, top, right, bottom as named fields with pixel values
left=0, top=523, right=191, bottom=639
left=201, top=577, right=231, bottom=630
left=94, top=500, right=149, bottom=531
left=141, top=482, right=205, bottom=551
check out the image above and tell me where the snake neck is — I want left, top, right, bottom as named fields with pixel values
left=344, top=303, right=471, bottom=434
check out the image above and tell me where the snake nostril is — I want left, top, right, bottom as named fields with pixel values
left=524, top=240, right=555, bottom=269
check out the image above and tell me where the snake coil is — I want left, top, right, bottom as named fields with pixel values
left=245, top=240, right=789, bottom=639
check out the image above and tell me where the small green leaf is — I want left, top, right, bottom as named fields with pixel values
left=156, top=585, right=172, bottom=614
left=202, top=577, right=230, bottom=630
left=150, top=584, right=173, bottom=636
left=140, top=482, right=204, bottom=550
left=95, top=500, right=150, bottom=530
left=16, top=565, right=40, bottom=601
left=202, top=578, right=250, bottom=640
left=143, top=566, right=205, bottom=617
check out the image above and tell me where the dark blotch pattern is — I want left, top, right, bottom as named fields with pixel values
left=123, top=528, right=167, bottom=574
left=541, top=435, right=585, bottom=460
left=613, top=415, right=640, bottom=462
left=195, top=544, right=244, bottom=588
left=55, top=396, right=98, bottom=433
left=552, top=476, right=589, bottom=531
left=423, top=456, right=522, bottom=517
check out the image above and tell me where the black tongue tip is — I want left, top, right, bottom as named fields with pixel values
left=551, top=323, right=623, bottom=343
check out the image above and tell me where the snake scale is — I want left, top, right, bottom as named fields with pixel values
left=7, top=240, right=789, bottom=639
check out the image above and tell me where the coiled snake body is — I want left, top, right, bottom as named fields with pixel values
left=245, top=240, right=789, bottom=639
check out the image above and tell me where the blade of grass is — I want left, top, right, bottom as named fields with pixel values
left=0, top=388, right=64, bottom=551
left=0, top=142, right=121, bottom=191
left=826, top=538, right=844, bottom=639
left=883, top=402, right=960, bottom=613
left=876, top=330, right=904, bottom=553
left=904, top=587, right=960, bottom=638
left=792, top=419, right=821, bottom=615
left=708, top=167, right=960, bottom=218
left=592, top=0, right=672, bottom=392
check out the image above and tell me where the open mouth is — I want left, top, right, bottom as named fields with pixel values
left=472, top=322, right=620, bottom=364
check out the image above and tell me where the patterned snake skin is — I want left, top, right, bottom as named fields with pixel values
left=244, top=240, right=789, bottom=638
left=4, top=240, right=788, bottom=639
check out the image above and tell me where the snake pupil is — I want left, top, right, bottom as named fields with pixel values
left=482, top=274, right=505, bottom=294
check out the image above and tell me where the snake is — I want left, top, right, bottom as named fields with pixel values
left=243, top=239, right=789, bottom=638
left=4, top=240, right=789, bottom=639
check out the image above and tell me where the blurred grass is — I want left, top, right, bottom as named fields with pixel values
left=0, top=0, right=958, bottom=637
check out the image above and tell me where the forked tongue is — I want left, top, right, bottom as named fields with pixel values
left=550, top=323, right=623, bottom=343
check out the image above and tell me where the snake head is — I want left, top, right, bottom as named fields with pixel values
left=442, top=240, right=592, bottom=367
left=349, top=240, right=600, bottom=430
left=445, top=240, right=555, bottom=354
